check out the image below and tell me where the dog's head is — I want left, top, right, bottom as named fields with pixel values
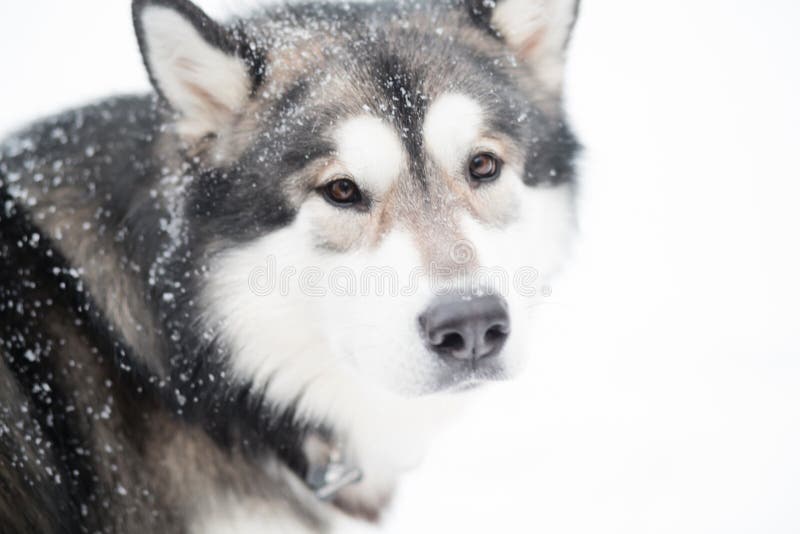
left=133, top=0, right=578, bottom=418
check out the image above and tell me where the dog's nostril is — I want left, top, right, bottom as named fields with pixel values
left=419, top=294, right=510, bottom=361
left=484, top=324, right=508, bottom=344
left=437, top=332, right=466, bottom=352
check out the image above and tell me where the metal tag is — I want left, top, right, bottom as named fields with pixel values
left=306, top=458, right=363, bottom=501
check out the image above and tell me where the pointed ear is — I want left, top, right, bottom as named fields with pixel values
left=467, top=0, right=580, bottom=94
left=132, top=0, right=259, bottom=140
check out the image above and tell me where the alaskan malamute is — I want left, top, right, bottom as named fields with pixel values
left=0, top=0, right=580, bottom=531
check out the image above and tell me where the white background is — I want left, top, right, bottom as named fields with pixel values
left=2, top=1, right=799, bottom=532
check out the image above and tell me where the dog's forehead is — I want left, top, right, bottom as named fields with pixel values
left=329, top=92, right=486, bottom=192
left=245, top=3, right=528, bottom=153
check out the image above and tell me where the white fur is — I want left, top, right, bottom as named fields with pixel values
left=492, top=0, right=578, bottom=91
left=423, top=93, right=484, bottom=172
left=139, top=6, right=250, bottom=138
left=191, top=497, right=318, bottom=534
left=202, top=208, right=465, bottom=503
left=333, top=115, right=403, bottom=195
left=191, top=473, right=381, bottom=534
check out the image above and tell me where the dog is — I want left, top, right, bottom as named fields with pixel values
left=0, top=0, right=580, bottom=531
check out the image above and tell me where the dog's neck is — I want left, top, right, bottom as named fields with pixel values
left=276, top=388, right=466, bottom=522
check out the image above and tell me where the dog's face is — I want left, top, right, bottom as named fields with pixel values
left=134, top=0, right=578, bottom=412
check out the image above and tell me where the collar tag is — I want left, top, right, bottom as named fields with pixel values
left=305, top=456, right=362, bottom=500
left=303, top=437, right=362, bottom=500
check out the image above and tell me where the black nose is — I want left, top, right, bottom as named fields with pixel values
left=419, top=294, right=510, bottom=361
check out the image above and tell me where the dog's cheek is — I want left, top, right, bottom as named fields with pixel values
left=305, top=197, right=369, bottom=253
left=200, top=209, right=339, bottom=402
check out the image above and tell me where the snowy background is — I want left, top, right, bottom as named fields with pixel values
left=2, top=0, right=799, bottom=532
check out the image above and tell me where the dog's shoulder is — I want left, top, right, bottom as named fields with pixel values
left=0, top=355, right=69, bottom=534
left=0, top=199, right=81, bottom=531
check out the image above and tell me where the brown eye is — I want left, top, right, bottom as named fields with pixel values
left=468, top=153, right=501, bottom=182
left=322, top=178, right=362, bottom=206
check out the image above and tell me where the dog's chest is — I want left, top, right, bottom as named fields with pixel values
left=190, top=501, right=315, bottom=534
left=188, top=497, right=379, bottom=534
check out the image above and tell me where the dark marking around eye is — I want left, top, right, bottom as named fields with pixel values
left=321, top=178, right=363, bottom=207
left=468, top=153, right=502, bottom=183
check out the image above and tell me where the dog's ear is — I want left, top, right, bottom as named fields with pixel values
left=466, top=0, right=580, bottom=94
left=133, top=0, right=259, bottom=140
